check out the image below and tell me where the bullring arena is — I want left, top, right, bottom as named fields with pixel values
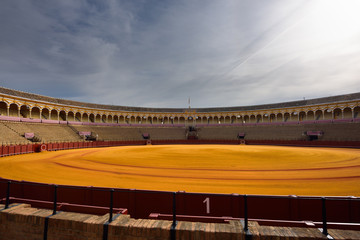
left=1, top=86, right=360, bottom=239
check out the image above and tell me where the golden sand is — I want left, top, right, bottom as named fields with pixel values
left=0, top=145, right=359, bottom=196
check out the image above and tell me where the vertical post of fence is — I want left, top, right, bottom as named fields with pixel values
left=109, top=189, right=114, bottom=223
left=322, top=197, right=328, bottom=236
left=171, top=192, right=177, bottom=240
left=244, top=194, right=248, bottom=232
left=53, top=185, right=58, bottom=215
left=5, top=181, right=11, bottom=209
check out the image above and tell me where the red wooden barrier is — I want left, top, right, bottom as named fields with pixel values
left=1, top=178, right=359, bottom=226
left=15, top=145, right=21, bottom=155
left=0, top=146, right=3, bottom=157
left=47, top=143, right=53, bottom=151
left=27, top=144, right=34, bottom=153
left=53, top=143, right=59, bottom=151
left=175, top=192, right=241, bottom=218
left=21, top=145, right=27, bottom=154
left=9, top=145, right=15, bottom=156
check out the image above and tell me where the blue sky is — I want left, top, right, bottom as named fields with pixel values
left=0, top=0, right=359, bottom=108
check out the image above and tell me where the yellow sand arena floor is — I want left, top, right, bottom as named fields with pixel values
left=0, top=145, right=360, bottom=196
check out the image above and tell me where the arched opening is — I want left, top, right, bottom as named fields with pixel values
left=95, top=114, right=101, bottom=123
left=75, top=112, right=82, bottom=122
left=42, top=108, right=50, bottom=120
left=127, top=116, right=132, bottom=124
left=50, top=109, right=58, bottom=121
left=249, top=115, right=256, bottom=123
left=31, top=107, right=41, bottom=119
left=102, top=115, right=107, bottom=123
left=315, top=110, right=323, bottom=120
left=276, top=113, right=283, bottom=122
left=159, top=117, right=164, bottom=124
left=354, top=106, right=360, bottom=119
left=269, top=114, right=276, bottom=123
left=163, top=116, right=169, bottom=124
left=0, top=102, right=7, bottom=116
left=173, top=117, right=178, bottom=124
left=9, top=103, right=19, bottom=117
left=68, top=111, right=75, bottom=121
left=290, top=112, right=298, bottom=122
left=119, top=115, right=125, bottom=123
left=224, top=116, right=230, bottom=124
left=136, top=116, right=142, bottom=124
left=152, top=117, right=157, bottom=124
left=343, top=107, right=352, bottom=119
left=142, top=116, right=148, bottom=124
left=256, top=114, right=262, bottom=123
left=307, top=111, right=315, bottom=121
left=129, top=116, right=134, bottom=124
left=89, top=114, right=95, bottom=123
left=324, top=109, right=332, bottom=120
left=59, top=110, right=67, bottom=121
left=82, top=113, right=89, bottom=122
left=107, top=115, right=113, bottom=123
left=230, top=116, right=236, bottom=124
left=179, top=117, right=185, bottom=124
left=284, top=113, right=290, bottom=122
left=243, top=115, right=250, bottom=123
left=20, top=105, right=30, bottom=118
left=333, top=108, right=342, bottom=120
left=213, top=116, right=219, bottom=124
left=113, top=115, right=119, bottom=123
left=299, top=111, right=306, bottom=121
left=263, top=114, right=269, bottom=123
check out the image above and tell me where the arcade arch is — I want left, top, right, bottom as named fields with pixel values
left=89, top=114, right=95, bottom=123
left=9, top=103, right=19, bottom=117
left=68, top=111, right=75, bottom=122
left=31, top=107, right=41, bottom=119
left=59, top=110, right=67, bottom=121
left=354, top=106, right=360, bottom=118
left=75, top=112, right=82, bottom=122
left=42, top=108, right=50, bottom=120
left=0, top=102, right=7, bottom=116
left=20, top=105, right=30, bottom=118
left=343, top=107, right=352, bottom=119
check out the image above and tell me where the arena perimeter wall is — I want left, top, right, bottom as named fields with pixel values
left=1, top=138, right=360, bottom=158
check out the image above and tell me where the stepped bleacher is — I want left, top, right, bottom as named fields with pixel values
left=1, top=121, right=360, bottom=145
left=139, top=127, right=186, bottom=140
left=72, top=125, right=144, bottom=141
left=0, top=122, right=30, bottom=145
left=0, top=121, right=83, bottom=144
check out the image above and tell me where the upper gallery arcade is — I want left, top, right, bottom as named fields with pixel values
left=0, top=87, right=359, bottom=125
